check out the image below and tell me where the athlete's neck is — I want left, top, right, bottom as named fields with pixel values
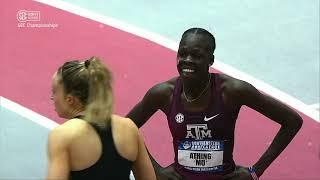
left=69, top=107, right=85, bottom=119
left=182, top=73, right=211, bottom=101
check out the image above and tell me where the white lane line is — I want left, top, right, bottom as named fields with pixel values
left=0, top=96, right=58, bottom=129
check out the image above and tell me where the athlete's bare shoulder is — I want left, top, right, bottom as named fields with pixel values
left=127, top=76, right=179, bottom=127
left=218, top=73, right=251, bottom=93
left=145, top=77, right=178, bottom=103
left=217, top=73, right=255, bottom=108
left=48, top=118, right=89, bottom=147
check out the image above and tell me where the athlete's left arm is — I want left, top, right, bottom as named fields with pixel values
left=236, top=81, right=303, bottom=177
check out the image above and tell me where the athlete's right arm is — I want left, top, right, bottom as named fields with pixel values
left=127, top=83, right=169, bottom=128
left=127, top=84, right=168, bottom=177
left=127, top=82, right=183, bottom=180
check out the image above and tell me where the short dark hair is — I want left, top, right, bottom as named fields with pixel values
left=181, top=27, right=216, bottom=53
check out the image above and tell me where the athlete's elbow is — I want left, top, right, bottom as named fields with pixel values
left=293, top=115, right=303, bottom=131
left=285, top=114, right=303, bottom=133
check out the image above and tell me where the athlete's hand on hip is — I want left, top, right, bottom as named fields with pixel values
left=156, top=163, right=184, bottom=180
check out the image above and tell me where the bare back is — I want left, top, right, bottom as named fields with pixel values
left=47, top=115, right=156, bottom=180
left=66, top=115, right=138, bottom=171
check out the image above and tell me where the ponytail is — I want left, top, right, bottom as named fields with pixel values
left=84, top=57, right=113, bottom=128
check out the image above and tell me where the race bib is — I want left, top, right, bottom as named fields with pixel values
left=177, top=140, right=224, bottom=172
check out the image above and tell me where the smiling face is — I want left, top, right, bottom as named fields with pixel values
left=177, top=32, right=214, bottom=81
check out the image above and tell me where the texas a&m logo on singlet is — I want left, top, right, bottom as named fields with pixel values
left=185, top=124, right=212, bottom=140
